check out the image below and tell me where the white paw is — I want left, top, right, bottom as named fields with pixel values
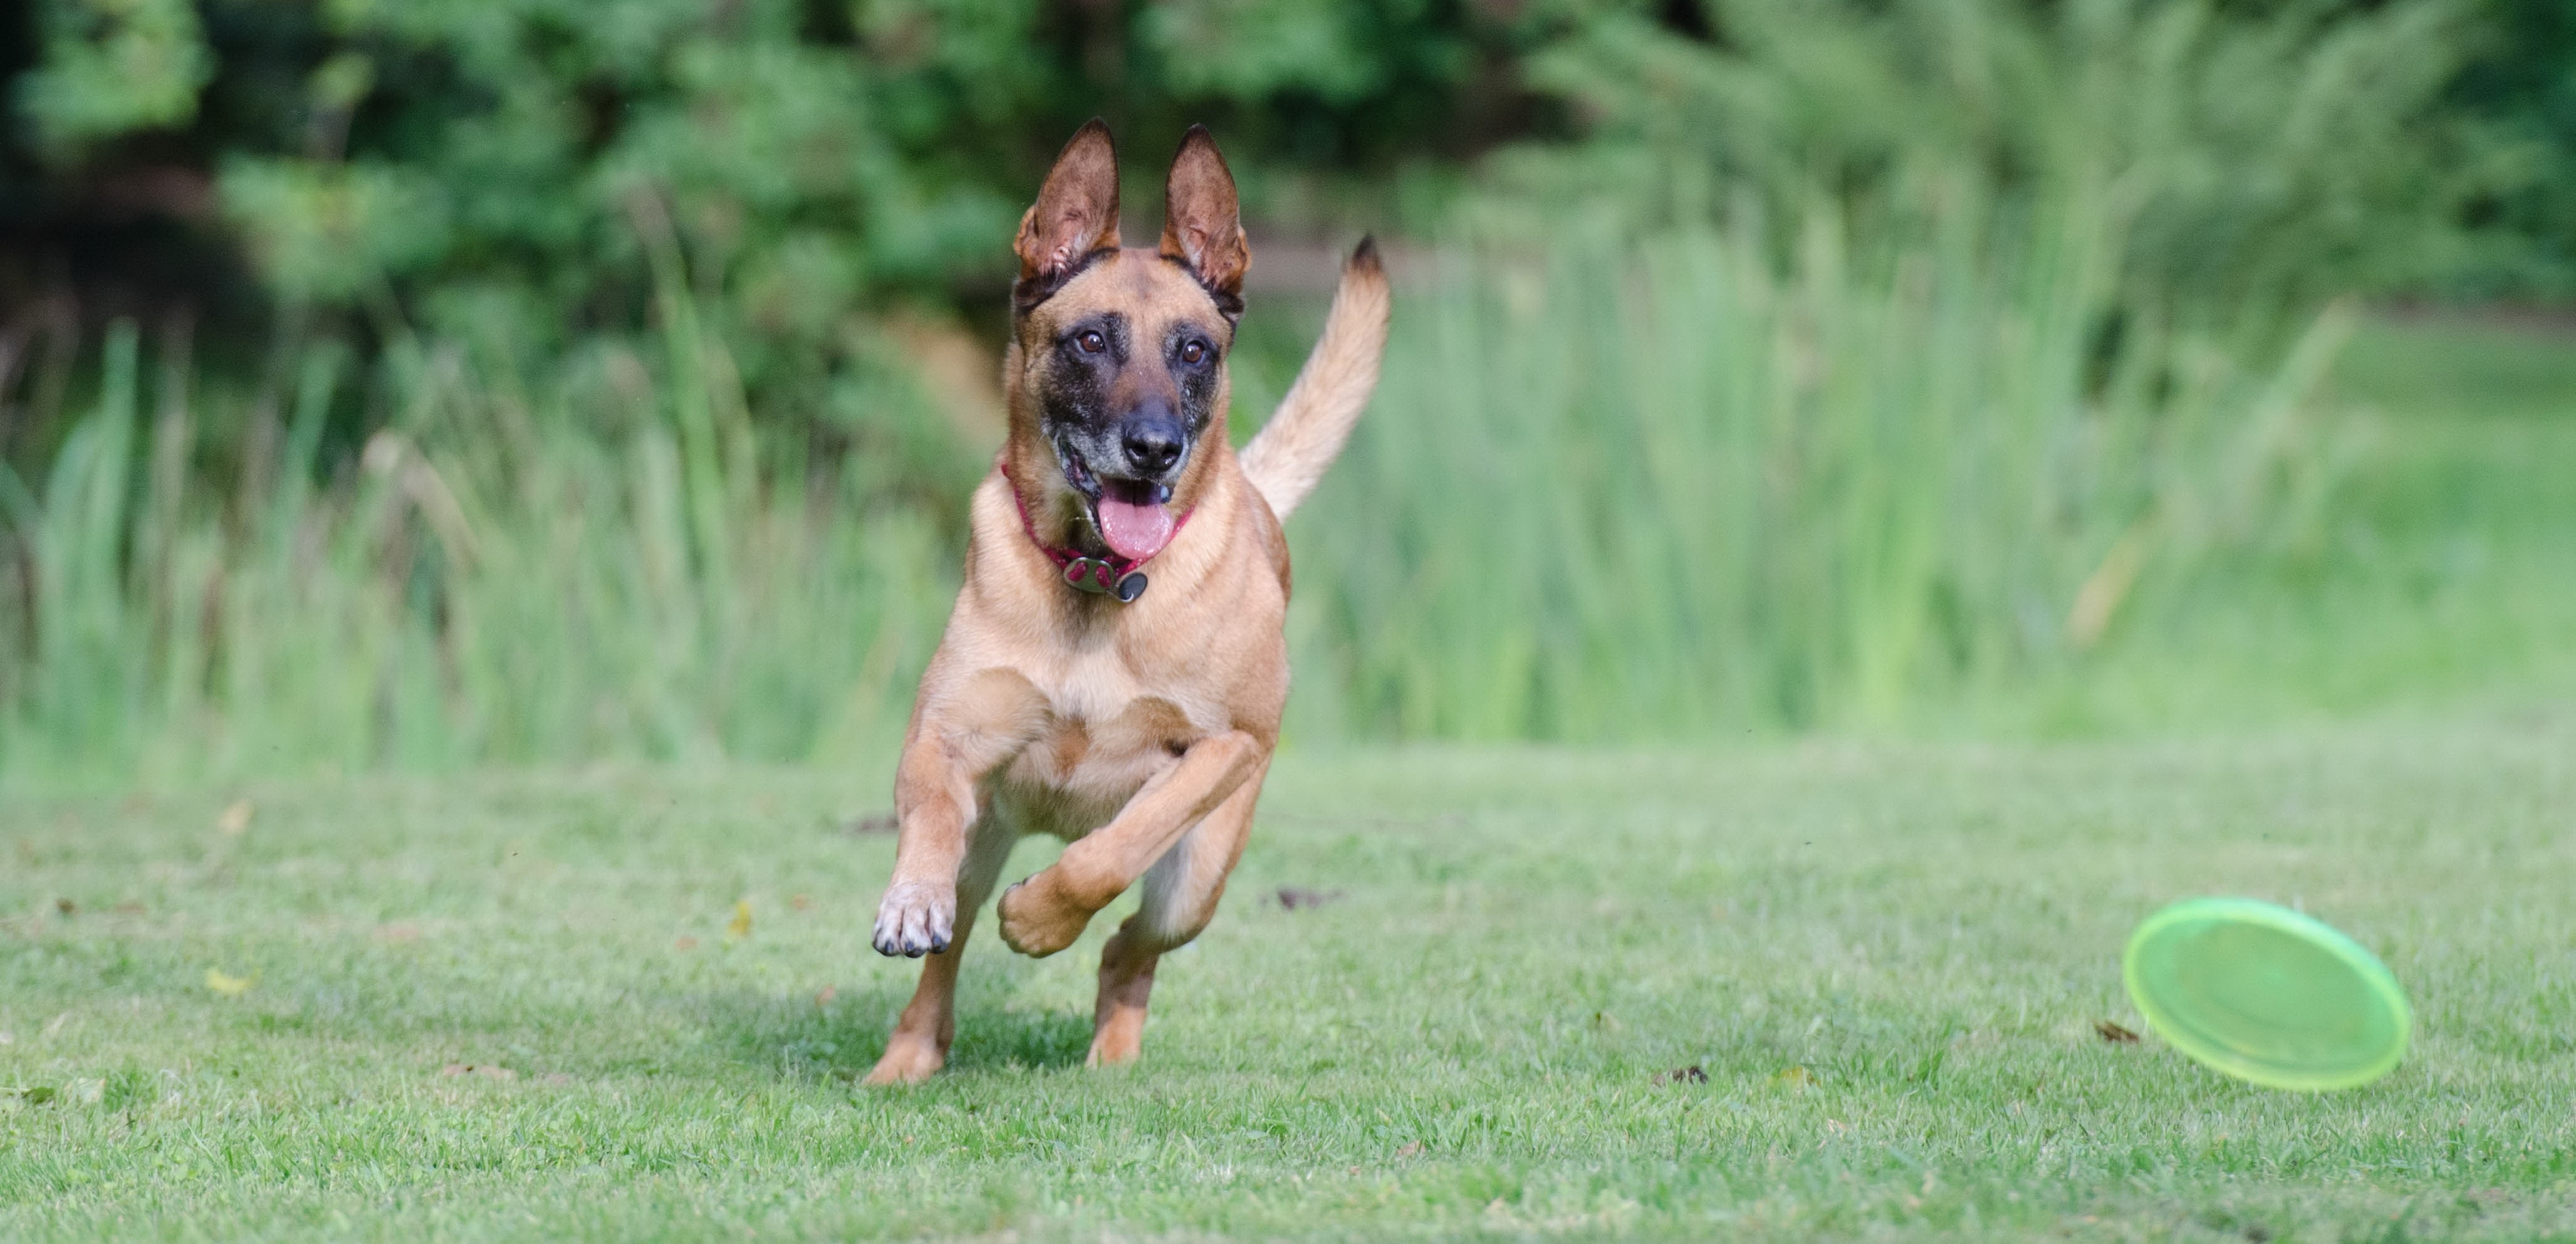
left=872, top=881, right=956, bottom=958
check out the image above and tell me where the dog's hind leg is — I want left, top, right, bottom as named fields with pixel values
left=1088, top=757, right=1265, bottom=1067
left=863, top=815, right=1019, bottom=1085
left=998, top=731, right=1266, bottom=957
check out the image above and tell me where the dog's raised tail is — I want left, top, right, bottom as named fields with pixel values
left=1240, top=237, right=1390, bottom=521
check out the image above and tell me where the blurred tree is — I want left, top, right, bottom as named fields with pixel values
left=0, top=0, right=2564, bottom=447
left=2, top=0, right=1592, bottom=421
left=19, top=0, right=214, bottom=152
left=2444, top=0, right=2576, bottom=298
left=1499, top=0, right=2494, bottom=320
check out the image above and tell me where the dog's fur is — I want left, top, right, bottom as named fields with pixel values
left=863, top=121, right=1390, bottom=1083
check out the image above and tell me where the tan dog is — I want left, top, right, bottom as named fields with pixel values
left=863, top=121, right=1390, bottom=1084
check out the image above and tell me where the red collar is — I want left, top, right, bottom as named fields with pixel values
left=999, top=459, right=1194, bottom=604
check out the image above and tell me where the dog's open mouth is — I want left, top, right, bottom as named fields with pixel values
left=1057, top=445, right=1178, bottom=563
left=1094, top=481, right=1176, bottom=562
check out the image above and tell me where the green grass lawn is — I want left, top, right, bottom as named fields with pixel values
left=6, top=721, right=2575, bottom=1241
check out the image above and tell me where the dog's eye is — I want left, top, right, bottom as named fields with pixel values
left=1077, top=330, right=1106, bottom=355
left=1180, top=340, right=1206, bottom=365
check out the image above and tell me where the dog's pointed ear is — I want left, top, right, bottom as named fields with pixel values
left=1014, top=120, right=1121, bottom=300
left=1160, top=124, right=1248, bottom=317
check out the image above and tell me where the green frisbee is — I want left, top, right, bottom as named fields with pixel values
left=2122, top=897, right=2410, bottom=1091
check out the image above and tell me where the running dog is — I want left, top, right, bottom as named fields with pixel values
left=863, top=120, right=1390, bottom=1083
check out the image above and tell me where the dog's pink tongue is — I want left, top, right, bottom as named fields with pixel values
left=1097, top=496, right=1176, bottom=563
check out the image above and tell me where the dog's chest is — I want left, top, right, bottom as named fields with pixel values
left=983, top=649, right=1215, bottom=817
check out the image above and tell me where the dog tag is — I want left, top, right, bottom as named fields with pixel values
left=1114, top=572, right=1148, bottom=602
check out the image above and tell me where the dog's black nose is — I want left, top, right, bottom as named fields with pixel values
left=1120, top=419, right=1184, bottom=475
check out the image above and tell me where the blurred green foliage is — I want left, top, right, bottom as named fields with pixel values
left=8, top=0, right=1572, bottom=391
left=3, top=0, right=2575, bottom=780
left=17, top=0, right=214, bottom=152
left=9, top=0, right=2565, bottom=410
left=1503, top=0, right=2493, bottom=318
left=2446, top=0, right=2576, bottom=296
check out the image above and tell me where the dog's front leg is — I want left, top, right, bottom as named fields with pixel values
left=865, top=719, right=1025, bottom=1086
left=872, top=732, right=988, bottom=959
left=996, top=729, right=1266, bottom=958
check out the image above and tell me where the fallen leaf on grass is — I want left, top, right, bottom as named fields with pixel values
left=1775, top=1066, right=1814, bottom=1088
left=2095, top=1020, right=2141, bottom=1044
left=815, top=985, right=837, bottom=1008
left=216, top=800, right=253, bottom=837
left=673, top=936, right=699, bottom=951
left=790, top=893, right=812, bottom=911
left=55, top=898, right=76, bottom=916
left=440, top=1064, right=516, bottom=1080
left=1394, top=1142, right=1422, bottom=1159
left=1274, top=887, right=1343, bottom=911
left=205, top=968, right=254, bottom=996
left=1653, top=1065, right=1709, bottom=1085
left=728, top=901, right=753, bottom=939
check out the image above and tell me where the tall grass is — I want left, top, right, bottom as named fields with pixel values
left=1278, top=189, right=2351, bottom=740
left=0, top=281, right=954, bottom=789
left=0, top=192, right=2354, bottom=787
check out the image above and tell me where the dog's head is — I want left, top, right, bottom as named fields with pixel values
left=1005, top=120, right=1248, bottom=565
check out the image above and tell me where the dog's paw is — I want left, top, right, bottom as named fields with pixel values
left=861, top=1032, right=946, bottom=1085
left=1087, top=1018, right=1145, bottom=1068
left=997, top=871, right=1093, bottom=958
left=872, top=881, right=955, bottom=958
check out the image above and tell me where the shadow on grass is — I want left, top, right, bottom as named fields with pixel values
left=944, top=1005, right=1093, bottom=1073
left=703, top=980, right=1092, bottom=1081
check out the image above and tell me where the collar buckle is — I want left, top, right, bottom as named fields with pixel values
left=1063, top=558, right=1149, bottom=602
left=1063, top=558, right=1114, bottom=594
